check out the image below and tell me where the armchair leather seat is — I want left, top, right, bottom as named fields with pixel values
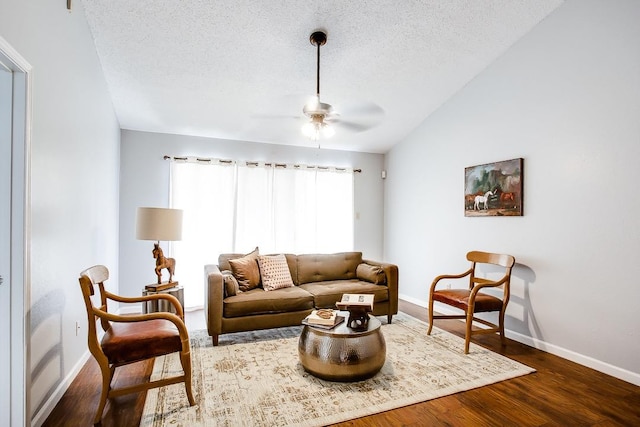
left=431, top=289, right=503, bottom=312
left=101, top=319, right=182, bottom=364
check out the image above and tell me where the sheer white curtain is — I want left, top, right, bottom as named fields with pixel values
left=170, top=160, right=236, bottom=309
left=235, top=164, right=354, bottom=253
left=170, top=158, right=354, bottom=309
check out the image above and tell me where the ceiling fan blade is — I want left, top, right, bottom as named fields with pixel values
left=250, top=112, right=302, bottom=120
left=334, top=100, right=385, bottom=120
left=331, top=119, right=375, bottom=133
left=324, top=100, right=385, bottom=133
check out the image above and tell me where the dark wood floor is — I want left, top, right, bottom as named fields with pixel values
left=43, top=300, right=640, bottom=426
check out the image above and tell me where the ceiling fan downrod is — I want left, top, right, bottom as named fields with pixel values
left=310, top=31, right=327, bottom=98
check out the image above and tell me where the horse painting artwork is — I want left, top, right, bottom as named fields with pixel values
left=464, top=158, right=523, bottom=217
left=152, top=243, right=176, bottom=284
left=474, top=190, right=495, bottom=210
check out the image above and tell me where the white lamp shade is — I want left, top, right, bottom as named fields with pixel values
left=135, top=207, right=183, bottom=241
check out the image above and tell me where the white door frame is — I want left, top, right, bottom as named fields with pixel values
left=0, top=36, right=32, bottom=427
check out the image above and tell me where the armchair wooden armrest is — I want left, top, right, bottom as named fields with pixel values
left=429, top=268, right=474, bottom=292
left=105, top=291, right=184, bottom=318
left=91, top=307, right=189, bottom=336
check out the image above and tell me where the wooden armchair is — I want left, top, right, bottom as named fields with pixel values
left=79, top=265, right=195, bottom=425
left=427, top=251, right=515, bottom=354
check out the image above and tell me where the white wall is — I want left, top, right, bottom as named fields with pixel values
left=0, top=0, right=121, bottom=423
left=385, top=0, right=640, bottom=385
left=119, top=130, right=385, bottom=301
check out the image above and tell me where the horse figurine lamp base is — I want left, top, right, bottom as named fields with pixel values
left=152, top=242, right=176, bottom=284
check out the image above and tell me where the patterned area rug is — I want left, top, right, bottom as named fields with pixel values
left=140, top=313, right=535, bottom=426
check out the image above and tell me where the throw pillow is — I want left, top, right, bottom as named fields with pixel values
left=257, top=254, right=294, bottom=291
left=221, top=270, right=240, bottom=297
left=229, top=247, right=261, bottom=291
left=356, top=263, right=386, bottom=285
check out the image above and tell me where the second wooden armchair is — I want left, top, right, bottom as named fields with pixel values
left=427, top=251, right=515, bottom=354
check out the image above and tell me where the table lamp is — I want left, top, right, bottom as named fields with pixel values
left=135, top=207, right=183, bottom=284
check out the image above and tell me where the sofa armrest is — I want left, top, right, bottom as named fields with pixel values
left=363, top=259, right=399, bottom=316
left=204, top=264, right=224, bottom=340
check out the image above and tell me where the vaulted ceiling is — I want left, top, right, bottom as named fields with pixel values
left=82, top=0, right=563, bottom=153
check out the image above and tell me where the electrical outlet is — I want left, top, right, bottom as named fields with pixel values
left=75, top=321, right=81, bottom=336
left=446, top=283, right=452, bottom=289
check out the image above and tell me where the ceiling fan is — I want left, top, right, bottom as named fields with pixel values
left=300, top=30, right=383, bottom=141
left=301, top=31, right=335, bottom=140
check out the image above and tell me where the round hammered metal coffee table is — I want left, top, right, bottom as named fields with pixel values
left=298, top=313, right=386, bottom=382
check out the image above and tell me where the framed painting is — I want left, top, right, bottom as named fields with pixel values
left=465, top=158, right=523, bottom=217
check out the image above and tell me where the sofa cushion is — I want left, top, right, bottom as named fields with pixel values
left=218, top=246, right=259, bottom=272
left=223, top=286, right=314, bottom=318
left=258, top=254, right=294, bottom=291
left=299, top=280, right=389, bottom=309
left=296, top=252, right=362, bottom=285
left=229, top=247, right=261, bottom=291
left=221, top=270, right=240, bottom=297
left=356, top=263, right=387, bottom=285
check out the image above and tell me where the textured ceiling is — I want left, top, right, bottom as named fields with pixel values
left=82, top=0, right=563, bottom=153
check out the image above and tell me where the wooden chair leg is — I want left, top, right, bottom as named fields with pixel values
left=464, top=311, right=473, bottom=354
left=427, top=298, right=434, bottom=335
left=499, top=310, right=507, bottom=346
left=179, top=349, right=196, bottom=406
left=93, top=363, right=114, bottom=425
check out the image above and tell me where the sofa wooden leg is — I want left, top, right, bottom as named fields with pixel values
left=387, top=314, right=393, bottom=324
left=212, top=335, right=219, bottom=346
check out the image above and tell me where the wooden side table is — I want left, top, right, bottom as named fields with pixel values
left=142, top=282, right=184, bottom=314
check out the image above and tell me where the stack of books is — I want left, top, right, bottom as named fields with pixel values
left=145, top=281, right=177, bottom=292
left=302, top=309, right=344, bottom=329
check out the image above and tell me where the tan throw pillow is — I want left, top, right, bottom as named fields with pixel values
left=257, top=254, right=294, bottom=291
left=356, top=263, right=386, bottom=285
left=221, top=270, right=240, bottom=297
left=229, top=247, right=261, bottom=291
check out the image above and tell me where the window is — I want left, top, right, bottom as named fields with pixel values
left=169, top=158, right=354, bottom=308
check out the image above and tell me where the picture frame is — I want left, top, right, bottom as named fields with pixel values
left=465, top=158, right=523, bottom=217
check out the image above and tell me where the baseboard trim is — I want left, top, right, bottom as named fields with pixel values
left=398, top=294, right=640, bottom=387
left=31, top=349, right=91, bottom=427
left=506, top=330, right=640, bottom=386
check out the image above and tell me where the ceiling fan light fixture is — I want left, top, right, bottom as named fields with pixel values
left=302, top=115, right=334, bottom=141
left=321, top=123, right=335, bottom=138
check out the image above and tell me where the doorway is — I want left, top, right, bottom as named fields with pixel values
left=0, top=36, right=32, bottom=427
left=0, top=57, right=13, bottom=427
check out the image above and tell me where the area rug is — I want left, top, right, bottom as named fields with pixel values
left=140, top=313, right=535, bottom=426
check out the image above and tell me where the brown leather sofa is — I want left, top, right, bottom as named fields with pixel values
left=204, top=251, right=398, bottom=345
